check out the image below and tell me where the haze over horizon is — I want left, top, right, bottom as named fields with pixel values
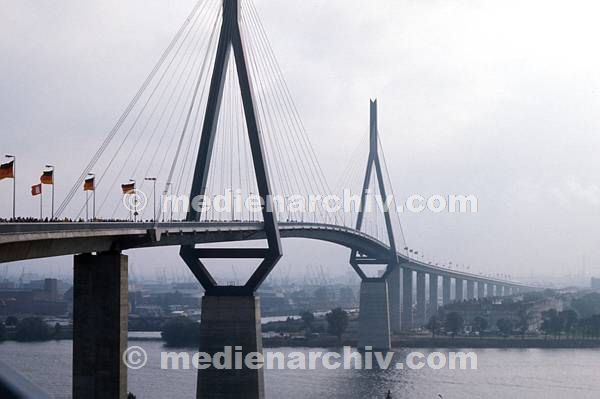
left=1, top=0, right=599, bottom=283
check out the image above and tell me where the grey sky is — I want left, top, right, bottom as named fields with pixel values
left=1, top=0, right=599, bottom=282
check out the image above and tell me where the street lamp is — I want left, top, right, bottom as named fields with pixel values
left=5, top=155, right=15, bottom=219
left=145, top=177, right=157, bottom=222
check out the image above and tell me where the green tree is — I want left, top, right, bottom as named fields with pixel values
left=517, top=309, right=532, bottom=338
left=326, top=308, right=348, bottom=343
left=425, top=315, right=441, bottom=338
left=53, top=322, right=62, bottom=339
left=444, top=312, right=464, bottom=337
left=14, top=317, right=51, bottom=341
left=300, top=311, right=315, bottom=333
left=541, top=309, right=563, bottom=339
left=472, top=316, right=488, bottom=337
left=559, top=310, right=578, bottom=338
left=496, top=318, right=514, bottom=337
left=161, top=317, right=200, bottom=347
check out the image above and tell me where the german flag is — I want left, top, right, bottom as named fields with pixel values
left=40, top=170, right=54, bottom=185
left=31, top=184, right=42, bottom=196
left=0, top=161, right=14, bottom=180
left=83, top=177, right=95, bottom=191
left=121, top=182, right=135, bottom=195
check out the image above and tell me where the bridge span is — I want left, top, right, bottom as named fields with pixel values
left=0, top=221, right=531, bottom=291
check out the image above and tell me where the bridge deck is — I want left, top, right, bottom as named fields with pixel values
left=0, top=222, right=532, bottom=289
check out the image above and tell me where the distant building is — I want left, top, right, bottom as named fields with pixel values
left=0, top=278, right=69, bottom=316
left=592, top=277, right=600, bottom=290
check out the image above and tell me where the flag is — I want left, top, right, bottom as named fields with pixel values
left=31, top=184, right=42, bottom=196
left=0, top=161, right=14, bottom=180
left=121, top=182, right=135, bottom=194
left=40, top=170, right=54, bottom=185
left=84, top=177, right=95, bottom=191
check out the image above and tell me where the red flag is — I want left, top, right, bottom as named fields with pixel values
left=0, top=161, right=14, bottom=180
left=31, top=184, right=42, bottom=196
left=40, top=170, right=54, bottom=185
left=84, top=177, right=95, bottom=191
left=121, top=182, right=135, bottom=195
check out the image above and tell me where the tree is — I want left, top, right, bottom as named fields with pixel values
left=0, top=323, right=5, bottom=341
left=425, top=316, right=441, bottom=338
left=326, top=308, right=348, bottom=343
left=54, top=323, right=62, bottom=339
left=472, top=316, right=488, bottom=337
left=559, top=310, right=578, bottom=339
left=541, top=309, right=563, bottom=339
left=444, top=312, right=464, bottom=337
left=517, top=310, right=532, bottom=338
left=300, top=311, right=315, bottom=333
left=14, top=317, right=51, bottom=342
left=496, top=319, right=514, bottom=337
left=5, top=316, right=18, bottom=326
left=161, top=317, right=200, bottom=347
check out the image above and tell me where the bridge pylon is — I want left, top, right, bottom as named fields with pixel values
left=179, top=1, right=281, bottom=398
left=350, top=99, right=401, bottom=349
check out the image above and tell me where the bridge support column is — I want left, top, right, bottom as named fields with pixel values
left=442, top=276, right=451, bottom=306
left=197, top=295, right=264, bottom=399
left=415, top=272, right=426, bottom=327
left=387, top=266, right=401, bottom=333
left=455, top=278, right=464, bottom=302
left=491, top=285, right=497, bottom=296
left=401, top=268, right=413, bottom=330
left=358, top=280, right=391, bottom=350
left=466, top=280, right=475, bottom=300
left=428, top=274, right=439, bottom=320
left=73, top=252, right=128, bottom=399
left=477, top=282, right=485, bottom=299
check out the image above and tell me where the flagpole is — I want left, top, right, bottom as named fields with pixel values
left=93, top=188, right=96, bottom=221
left=5, top=155, right=15, bottom=220
left=13, top=157, right=16, bottom=220
left=45, top=165, right=55, bottom=220
left=40, top=188, right=43, bottom=220
left=86, top=191, right=89, bottom=221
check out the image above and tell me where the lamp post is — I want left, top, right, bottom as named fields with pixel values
left=145, top=177, right=157, bottom=222
left=5, top=155, right=15, bottom=220
left=45, top=164, right=55, bottom=220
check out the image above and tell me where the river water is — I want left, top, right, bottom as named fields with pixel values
left=1, top=339, right=599, bottom=398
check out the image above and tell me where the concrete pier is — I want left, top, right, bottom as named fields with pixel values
left=197, top=295, right=264, bottom=399
left=401, top=268, right=413, bottom=330
left=466, top=280, right=475, bottom=300
left=358, top=280, right=391, bottom=350
left=428, top=274, right=439, bottom=320
left=73, top=252, right=128, bottom=399
left=455, top=278, right=464, bottom=302
left=477, top=282, right=485, bottom=299
left=442, top=276, right=451, bottom=305
left=387, top=266, right=401, bottom=333
left=415, top=272, right=426, bottom=327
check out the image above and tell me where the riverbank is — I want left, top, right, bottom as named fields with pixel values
left=263, top=335, right=600, bottom=349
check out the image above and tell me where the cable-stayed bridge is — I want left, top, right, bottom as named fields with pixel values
left=0, top=1, right=541, bottom=398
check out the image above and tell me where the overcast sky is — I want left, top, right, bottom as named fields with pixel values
left=1, top=0, right=600, bottom=283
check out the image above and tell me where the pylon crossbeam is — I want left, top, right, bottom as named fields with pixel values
left=180, top=0, right=281, bottom=295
